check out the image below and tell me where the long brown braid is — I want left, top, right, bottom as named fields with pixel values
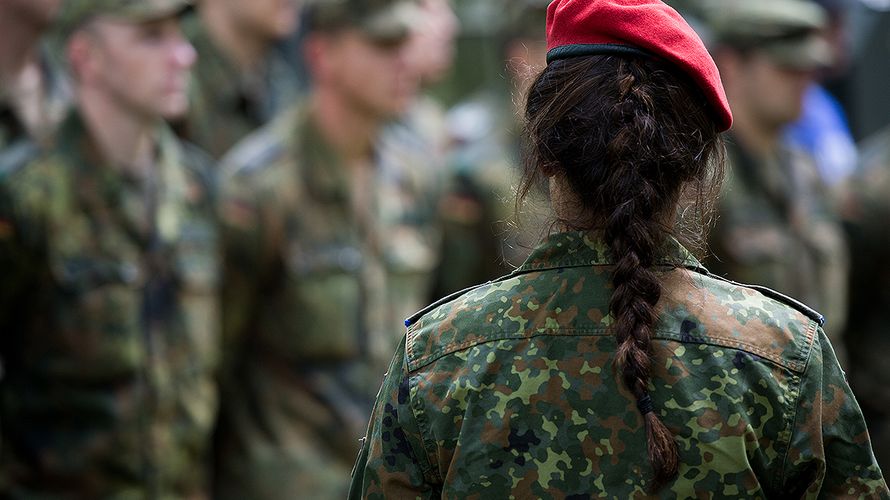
left=519, top=56, right=725, bottom=489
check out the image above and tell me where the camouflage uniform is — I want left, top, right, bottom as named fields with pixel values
left=350, top=231, right=888, bottom=498
left=178, top=11, right=302, bottom=159
left=707, top=139, right=849, bottom=363
left=216, top=100, right=439, bottom=498
left=840, top=125, right=890, bottom=475
left=0, top=44, right=70, bottom=150
left=0, top=111, right=220, bottom=498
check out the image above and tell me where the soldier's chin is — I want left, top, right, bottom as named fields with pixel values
left=159, top=99, right=190, bottom=121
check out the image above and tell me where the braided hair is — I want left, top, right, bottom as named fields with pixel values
left=519, top=56, right=725, bottom=489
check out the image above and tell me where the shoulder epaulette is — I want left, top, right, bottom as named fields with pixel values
left=223, top=138, right=287, bottom=178
left=704, top=271, right=826, bottom=327
left=0, top=140, right=41, bottom=178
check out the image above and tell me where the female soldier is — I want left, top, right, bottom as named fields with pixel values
left=350, top=0, right=889, bottom=497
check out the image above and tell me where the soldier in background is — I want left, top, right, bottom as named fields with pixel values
left=215, top=0, right=424, bottom=497
left=429, top=0, right=550, bottom=298
left=840, top=125, right=890, bottom=472
left=0, top=0, right=69, bottom=150
left=702, top=0, right=850, bottom=359
left=178, top=0, right=302, bottom=159
left=0, top=0, right=220, bottom=496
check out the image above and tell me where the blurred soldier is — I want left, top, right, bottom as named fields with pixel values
left=394, top=0, right=459, bottom=160
left=703, top=0, right=850, bottom=359
left=178, top=0, right=302, bottom=158
left=0, top=0, right=221, bottom=497
left=0, top=0, right=68, bottom=150
left=215, top=0, right=423, bottom=497
left=840, top=125, right=890, bottom=472
left=429, top=0, right=550, bottom=298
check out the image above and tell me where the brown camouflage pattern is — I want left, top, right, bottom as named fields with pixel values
left=351, top=231, right=887, bottom=499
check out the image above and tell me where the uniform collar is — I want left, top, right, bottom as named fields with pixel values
left=516, top=231, right=706, bottom=273
left=293, top=104, right=382, bottom=204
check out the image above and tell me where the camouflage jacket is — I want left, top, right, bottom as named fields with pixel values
left=0, top=111, right=220, bottom=498
left=216, top=103, right=439, bottom=499
left=707, top=137, right=849, bottom=361
left=350, top=231, right=888, bottom=499
left=178, top=13, right=302, bottom=159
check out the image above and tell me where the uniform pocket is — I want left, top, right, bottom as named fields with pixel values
left=48, top=253, right=145, bottom=381
left=274, top=242, right=364, bottom=360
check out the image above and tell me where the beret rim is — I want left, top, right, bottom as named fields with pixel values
left=546, top=43, right=654, bottom=64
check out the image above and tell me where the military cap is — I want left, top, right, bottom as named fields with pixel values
left=305, top=0, right=420, bottom=43
left=545, top=0, right=733, bottom=132
left=56, top=0, right=192, bottom=38
left=702, top=0, right=832, bottom=69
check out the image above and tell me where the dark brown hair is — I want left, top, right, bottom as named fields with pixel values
left=519, top=55, right=725, bottom=489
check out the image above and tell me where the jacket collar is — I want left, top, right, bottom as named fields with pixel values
left=516, top=231, right=707, bottom=274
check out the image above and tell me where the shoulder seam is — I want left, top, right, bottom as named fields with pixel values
left=775, top=321, right=822, bottom=490
left=406, top=325, right=814, bottom=374
left=404, top=267, right=536, bottom=328
left=696, top=270, right=826, bottom=327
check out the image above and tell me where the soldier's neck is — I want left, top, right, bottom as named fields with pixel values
left=310, top=89, right=379, bottom=166
left=201, top=4, right=269, bottom=73
left=78, top=88, right=157, bottom=179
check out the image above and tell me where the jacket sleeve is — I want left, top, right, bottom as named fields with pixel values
left=349, top=337, right=439, bottom=500
left=217, top=169, right=269, bottom=373
left=782, top=327, right=889, bottom=499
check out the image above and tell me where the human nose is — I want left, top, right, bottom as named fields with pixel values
left=171, top=37, right=197, bottom=69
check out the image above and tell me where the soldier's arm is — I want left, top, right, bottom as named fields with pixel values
left=349, top=337, right=438, bottom=499
left=781, top=327, right=889, bottom=498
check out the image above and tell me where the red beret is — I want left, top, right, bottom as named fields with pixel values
left=546, top=0, right=733, bottom=132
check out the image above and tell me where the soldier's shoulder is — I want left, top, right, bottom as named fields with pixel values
left=0, top=140, right=43, bottom=180
left=662, top=268, right=823, bottom=373
left=175, top=138, right=218, bottom=201
left=403, top=268, right=559, bottom=372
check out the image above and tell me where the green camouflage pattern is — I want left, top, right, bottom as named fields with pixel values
left=707, top=138, right=849, bottom=364
left=0, top=111, right=220, bottom=498
left=840, top=125, right=890, bottom=475
left=177, top=12, right=302, bottom=159
left=216, top=102, right=439, bottom=499
left=350, top=231, right=888, bottom=498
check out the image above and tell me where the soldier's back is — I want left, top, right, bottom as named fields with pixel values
left=352, top=231, right=887, bottom=498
